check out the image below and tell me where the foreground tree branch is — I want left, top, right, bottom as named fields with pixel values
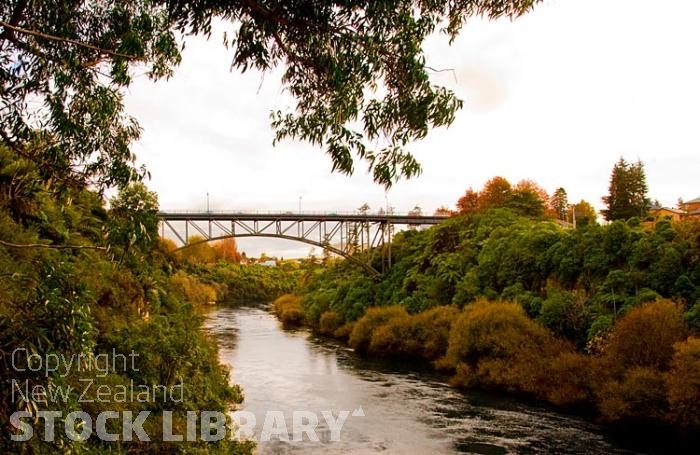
left=0, top=239, right=107, bottom=250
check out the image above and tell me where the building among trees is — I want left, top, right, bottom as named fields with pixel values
left=680, top=196, right=700, bottom=217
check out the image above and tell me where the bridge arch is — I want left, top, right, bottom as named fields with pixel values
left=173, top=233, right=381, bottom=276
left=158, top=211, right=447, bottom=276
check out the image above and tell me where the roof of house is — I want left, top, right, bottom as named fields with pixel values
left=650, top=207, right=684, bottom=215
left=685, top=196, right=700, bottom=204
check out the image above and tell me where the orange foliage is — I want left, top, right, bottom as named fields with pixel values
left=178, top=235, right=216, bottom=264
left=597, top=367, right=668, bottom=424
left=272, top=294, right=304, bottom=328
left=515, top=179, right=549, bottom=205
left=369, top=311, right=414, bottom=356
left=212, top=238, right=242, bottom=263
left=434, top=206, right=454, bottom=216
left=319, top=311, right=343, bottom=335
left=456, top=188, right=480, bottom=214
left=168, top=270, right=219, bottom=305
left=603, top=299, right=687, bottom=371
left=347, top=305, right=460, bottom=360
left=441, top=299, right=570, bottom=391
left=665, top=337, right=700, bottom=430
left=409, top=306, right=460, bottom=360
left=348, top=306, right=408, bottom=353
left=539, top=352, right=597, bottom=408
left=158, top=237, right=178, bottom=252
left=479, top=176, right=512, bottom=209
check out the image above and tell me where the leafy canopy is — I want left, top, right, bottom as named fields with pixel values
left=1, top=0, right=540, bottom=189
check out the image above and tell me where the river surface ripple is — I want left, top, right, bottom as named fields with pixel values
left=204, top=304, right=641, bottom=455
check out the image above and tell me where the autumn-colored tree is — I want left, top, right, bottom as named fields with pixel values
left=510, top=179, right=548, bottom=218
left=158, top=238, right=178, bottom=252
left=665, top=337, right=700, bottom=430
left=456, top=177, right=548, bottom=217
left=179, top=235, right=216, bottom=264
left=603, top=299, right=687, bottom=371
left=515, top=180, right=549, bottom=205
left=479, top=176, right=513, bottom=209
left=434, top=206, right=454, bottom=216
left=456, top=188, right=480, bottom=214
left=212, top=238, right=242, bottom=263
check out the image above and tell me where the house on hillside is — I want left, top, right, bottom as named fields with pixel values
left=681, top=196, right=700, bottom=218
left=648, top=206, right=684, bottom=222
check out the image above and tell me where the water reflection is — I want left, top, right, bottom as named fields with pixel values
left=204, top=304, right=639, bottom=455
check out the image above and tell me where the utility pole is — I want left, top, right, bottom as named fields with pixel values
left=207, top=192, right=210, bottom=213
left=299, top=195, right=302, bottom=213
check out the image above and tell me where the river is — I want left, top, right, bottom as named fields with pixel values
left=204, top=304, right=641, bottom=455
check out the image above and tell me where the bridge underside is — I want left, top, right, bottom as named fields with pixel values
left=158, top=212, right=446, bottom=275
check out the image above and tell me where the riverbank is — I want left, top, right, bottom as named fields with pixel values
left=272, top=294, right=699, bottom=451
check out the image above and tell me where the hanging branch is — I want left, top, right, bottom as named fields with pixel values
left=0, top=20, right=140, bottom=61
left=0, top=239, right=107, bottom=250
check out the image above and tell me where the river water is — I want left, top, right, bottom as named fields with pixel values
left=204, top=304, right=640, bottom=455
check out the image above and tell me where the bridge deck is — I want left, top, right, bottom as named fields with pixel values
left=158, top=211, right=448, bottom=225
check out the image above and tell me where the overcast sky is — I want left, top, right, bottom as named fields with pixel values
left=124, top=0, right=700, bottom=257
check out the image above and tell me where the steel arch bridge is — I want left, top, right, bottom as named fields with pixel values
left=158, top=211, right=448, bottom=275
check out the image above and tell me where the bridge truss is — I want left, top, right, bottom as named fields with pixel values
left=158, top=212, right=447, bottom=275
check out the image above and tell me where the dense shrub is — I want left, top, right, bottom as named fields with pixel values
left=349, top=306, right=408, bottom=353
left=318, top=310, right=343, bottom=335
left=538, top=289, right=590, bottom=346
left=603, top=299, right=687, bottom=371
left=368, top=310, right=415, bottom=356
left=665, top=337, right=700, bottom=431
left=441, top=300, right=570, bottom=392
left=169, top=270, right=219, bottom=305
left=272, top=294, right=304, bottom=328
left=597, top=367, right=668, bottom=425
left=409, top=306, right=460, bottom=360
left=540, top=352, right=597, bottom=409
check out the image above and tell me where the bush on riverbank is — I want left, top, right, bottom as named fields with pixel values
left=440, top=300, right=572, bottom=393
left=273, top=294, right=305, bottom=328
left=346, top=305, right=458, bottom=360
left=319, top=310, right=343, bottom=335
left=314, top=298, right=700, bottom=436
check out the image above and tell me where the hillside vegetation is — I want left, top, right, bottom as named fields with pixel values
left=0, top=145, right=253, bottom=454
left=276, top=209, right=700, bottom=438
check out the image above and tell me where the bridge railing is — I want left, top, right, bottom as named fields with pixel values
left=158, top=209, right=433, bottom=217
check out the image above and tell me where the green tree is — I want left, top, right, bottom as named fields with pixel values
left=601, top=157, right=650, bottom=221
left=572, top=199, right=597, bottom=227
left=107, top=182, right=160, bottom=260
left=551, top=187, right=568, bottom=221
left=1, top=0, right=541, bottom=189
